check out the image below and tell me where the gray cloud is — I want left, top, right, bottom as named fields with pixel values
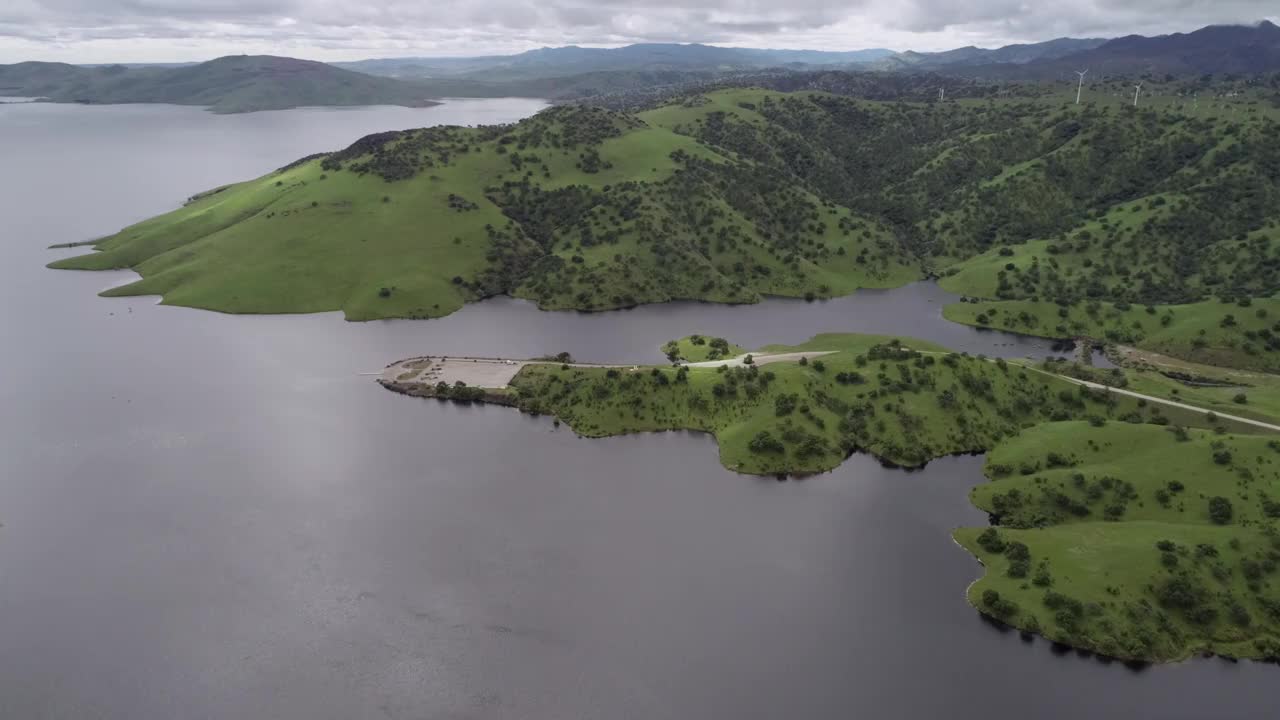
left=0, top=0, right=1276, bottom=62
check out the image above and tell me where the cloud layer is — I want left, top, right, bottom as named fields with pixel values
left=1, top=0, right=1277, bottom=63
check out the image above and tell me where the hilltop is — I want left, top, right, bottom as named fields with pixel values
left=0, top=55, right=440, bottom=113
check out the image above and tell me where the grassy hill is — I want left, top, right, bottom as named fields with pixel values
left=51, top=93, right=918, bottom=319
left=51, top=84, right=1280, bottom=330
left=0, top=56, right=440, bottom=113
left=943, top=298, right=1280, bottom=373
left=958, top=422, right=1280, bottom=662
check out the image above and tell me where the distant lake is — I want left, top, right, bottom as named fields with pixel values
left=0, top=99, right=1272, bottom=719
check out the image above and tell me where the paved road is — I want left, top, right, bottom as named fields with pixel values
left=682, top=351, right=835, bottom=368
left=1018, top=363, right=1280, bottom=430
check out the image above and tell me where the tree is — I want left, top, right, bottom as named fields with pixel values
left=1208, top=496, right=1234, bottom=525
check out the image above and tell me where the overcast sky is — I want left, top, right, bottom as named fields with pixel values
left=0, top=0, right=1276, bottom=64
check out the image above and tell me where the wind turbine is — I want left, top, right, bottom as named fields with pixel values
left=1074, top=69, right=1088, bottom=104
left=939, top=87, right=945, bottom=102
left=1133, top=81, right=1143, bottom=107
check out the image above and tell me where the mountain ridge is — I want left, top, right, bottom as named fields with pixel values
left=0, top=54, right=441, bottom=113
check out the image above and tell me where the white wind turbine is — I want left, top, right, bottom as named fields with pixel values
left=1133, top=81, right=1143, bottom=107
left=1074, top=69, right=1088, bottom=104
left=939, top=87, right=945, bottom=101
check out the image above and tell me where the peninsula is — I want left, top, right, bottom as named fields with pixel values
left=378, top=332, right=1280, bottom=661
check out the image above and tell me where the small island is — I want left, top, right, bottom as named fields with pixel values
left=379, top=332, right=1280, bottom=662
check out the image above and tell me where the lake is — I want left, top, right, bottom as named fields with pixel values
left=0, top=99, right=1272, bottom=719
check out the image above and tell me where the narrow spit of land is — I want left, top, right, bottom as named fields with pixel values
left=379, top=351, right=836, bottom=388
left=381, top=351, right=1279, bottom=432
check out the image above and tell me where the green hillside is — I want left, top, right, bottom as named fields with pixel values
left=944, top=297, right=1280, bottom=372
left=0, top=56, right=440, bottom=113
left=958, top=422, right=1280, bottom=662
left=52, top=85, right=1280, bottom=327
left=52, top=96, right=917, bottom=319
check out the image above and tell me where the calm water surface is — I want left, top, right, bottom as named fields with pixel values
left=0, top=100, right=1270, bottom=719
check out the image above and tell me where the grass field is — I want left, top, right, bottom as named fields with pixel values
left=503, top=333, right=1238, bottom=474
left=1110, top=351, right=1280, bottom=427
left=942, top=297, right=1280, bottom=373
left=661, top=335, right=745, bottom=362
left=957, top=422, right=1280, bottom=662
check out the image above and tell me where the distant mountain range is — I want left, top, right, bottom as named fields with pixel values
left=875, top=37, right=1108, bottom=70
left=949, top=20, right=1280, bottom=79
left=336, top=21, right=1280, bottom=86
left=335, top=44, right=897, bottom=81
left=1, top=21, right=1277, bottom=113
left=0, top=55, right=441, bottom=113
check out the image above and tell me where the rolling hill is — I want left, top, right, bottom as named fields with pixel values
left=48, top=93, right=919, bottom=319
left=50, top=85, right=1280, bottom=337
left=0, top=55, right=441, bottom=113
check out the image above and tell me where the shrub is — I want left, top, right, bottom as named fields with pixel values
left=1208, top=496, right=1234, bottom=525
left=748, top=431, right=785, bottom=454
left=774, top=394, right=798, bottom=417
left=977, top=528, right=1006, bottom=553
left=1005, top=541, right=1030, bottom=562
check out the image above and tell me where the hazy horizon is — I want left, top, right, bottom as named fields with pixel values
left=1, top=1, right=1275, bottom=65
